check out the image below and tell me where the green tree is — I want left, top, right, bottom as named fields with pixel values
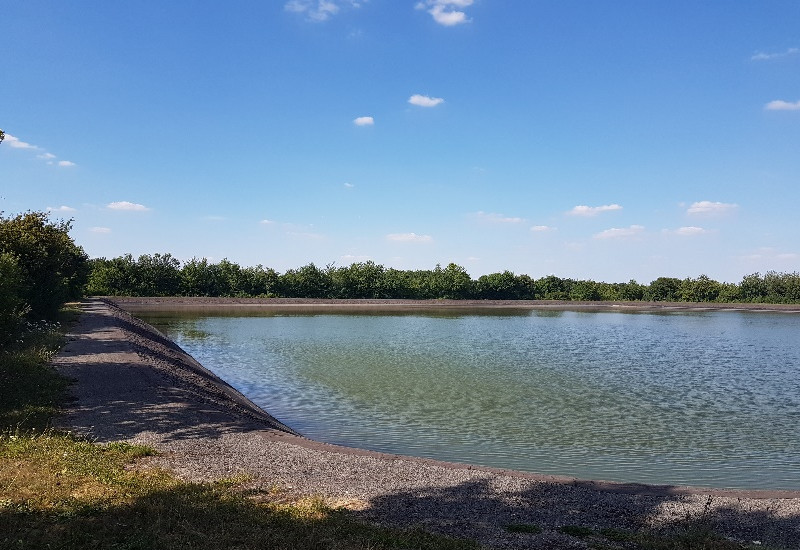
left=278, top=263, right=332, bottom=298
left=0, top=129, right=5, bottom=143
left=645, top=277, right=682, bottom=302
left=0, top=252, right=29, bottom=346
left=535, top=275, right=571, bottom=300
left=679, top=275, right=721, bottom=302
left=239, top=264, right=279, bottom=297
left=85, top=255, right=137, bottom=296
left=434, top=263, right=474, bottom=299
left=134, top=253, right=182, bottom=296
left=569, top=280, right=601, bottom=301
left=0, top=211, right=88, bottom=317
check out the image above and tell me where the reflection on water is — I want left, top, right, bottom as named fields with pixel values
left=141, top=309, right=800, bottom=490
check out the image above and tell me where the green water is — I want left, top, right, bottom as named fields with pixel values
left=141, top=309, right=800, bottom=490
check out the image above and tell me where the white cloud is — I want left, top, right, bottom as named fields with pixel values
left=594, top=225, right=645, bottom=239
left=416, top=0, right=473, bottom=26
left=665, top=226, right=709, bottom=236
left=90, top=227, right=112, bottom=234
left=47, top=205, right=76, bottom=213
left=408, top=94, right=444, bottom=107
left=259, top=219, right=276, bottom=225
left=530, top=225, right=555, bottom=232
left=284, top=0, right=340, bottom=22
left=475, top=211, right=524, bottom=224
left=4, top=134, right=37, bottom=149
left=353, top=116, right=374, bottom=126
left=568, top=204, right=623, bottom=216
left=765, top=99, right=800, bottom=111
left=686, top=201, right=738, bottom=215
left=5, top=134, right=76, bottom=166
left=751, top=47, right=799, bottom=61
left=107, top=201, right=150, bottom=212
left=386, top=232, right=433, bottom=243
left=343, top=182, right=355, bottom=188
left=739, top=247, right=799, bottom=262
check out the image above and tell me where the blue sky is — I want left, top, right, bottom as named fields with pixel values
left=2, top=1, right=799, bottom=283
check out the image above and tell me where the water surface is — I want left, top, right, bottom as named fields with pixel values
left=141, top=309, right=800, bottom=490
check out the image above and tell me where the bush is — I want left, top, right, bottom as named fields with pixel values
left=0, top=252, right=29, bottom=347
left=0, top=211, right=88, bottom=319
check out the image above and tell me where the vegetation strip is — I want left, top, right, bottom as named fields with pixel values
left=86, top=252, right=800, bottom=303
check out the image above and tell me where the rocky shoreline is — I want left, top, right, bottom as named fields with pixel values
left=52, top=299, right=800, bottom=549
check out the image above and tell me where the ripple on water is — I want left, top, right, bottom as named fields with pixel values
left=143, top=310, right=800, bottom=490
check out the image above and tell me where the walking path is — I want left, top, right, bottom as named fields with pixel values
left=53, top=299, right=800, bottom=549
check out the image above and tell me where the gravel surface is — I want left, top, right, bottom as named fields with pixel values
left=53, top=299, right=800, bottom=549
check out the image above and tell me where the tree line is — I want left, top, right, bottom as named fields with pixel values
left=86, top=253, right=800, bottom=304
left=3, top=208, right=799, bottom=350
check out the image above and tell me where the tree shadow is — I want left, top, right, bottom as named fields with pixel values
left=0, top=481, right=477, bottom=550
left=352, top=475, right=800, bottom=548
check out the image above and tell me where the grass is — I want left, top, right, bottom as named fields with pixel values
left=0, top=305, right=478, bottom=550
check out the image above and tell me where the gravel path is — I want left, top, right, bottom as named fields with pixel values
left=53, top=299, right=800, bottom=549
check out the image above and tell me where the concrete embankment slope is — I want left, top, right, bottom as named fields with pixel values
left=53, top=299, right=298, bottom=442
left=52, top=299, right=800, bottom=549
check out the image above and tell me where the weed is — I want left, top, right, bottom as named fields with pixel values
left=504, top=522, right=543, bottom=534
left=560, top=524, right=594, bottom=537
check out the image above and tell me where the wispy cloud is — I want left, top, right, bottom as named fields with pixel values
left=284, top=0, right=344, bottom=22
left=353, top=116, right=374, bottom=126
left=90, top=227, right=112, bottom=234
left=568, top=204, right=623, bottom=216
left=4, top=134, right=76, bottom=166
left=739, top=247, right=799, bottom=262
left=664, top=226, right=709, bottom=236
left=47, top=205, right=76, bottom=213
left=343, top=182, right=355, bottom=188
left=594, top=225, right=645, bottom=239
left=530, top=225, right=555, bottom=232
left=386, top=232, right=433, bottom=243
left=259, top=219, right=276, bottom=225
left=686, top=201, right=738, bottom=215
left=107, top=201, right=150, bottom=212
left=475, top=211, right=524, bottom=224
left=751, top=47, right=799, bottom=61
left=765, top=99, right=800, bottom=111
left=4, top=134, right=38, bottom=149
left=415, top=0, right=473, bottom=26
left=409, top=94, right=444, bottom=107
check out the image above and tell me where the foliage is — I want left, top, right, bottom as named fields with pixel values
left=0, top=211, right=89, bottom=319
left=0, top=309, right=76, bottom=432
left=83, top=253, right=800, bottom=304
left=0, top=252, right=29, bottom=347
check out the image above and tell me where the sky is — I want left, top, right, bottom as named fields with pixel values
left=2, top=1, right=799, bottom=283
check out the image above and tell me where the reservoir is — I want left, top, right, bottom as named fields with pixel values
left=140, top=308, right=800, bottom=490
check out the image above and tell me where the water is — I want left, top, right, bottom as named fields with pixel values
left=140, top=308, right=800, bottom=490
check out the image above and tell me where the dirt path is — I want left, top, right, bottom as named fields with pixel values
left=52, top=299, right=800, bottom=549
